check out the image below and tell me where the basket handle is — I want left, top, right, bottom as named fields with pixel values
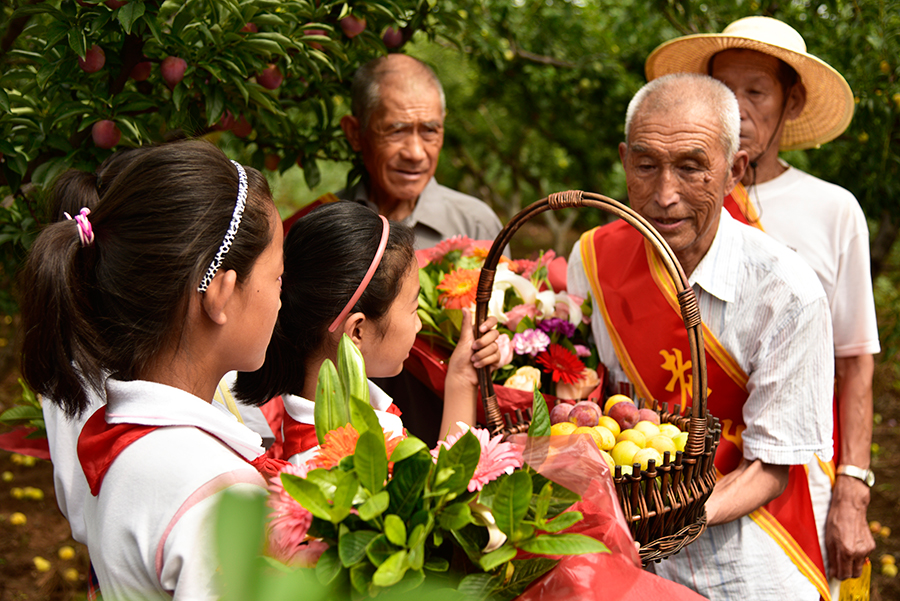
left=474, top=190, right=709, bottom=458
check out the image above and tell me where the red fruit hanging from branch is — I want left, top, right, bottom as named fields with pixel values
left=78, top=45, right=106, bottom=73
left=92, top=120, right=121, bottom=149
left=160, top=56, right=187, bottom=89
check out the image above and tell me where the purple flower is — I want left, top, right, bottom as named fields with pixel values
left=537, top=317, right=576, bottom=339
left=512, top=328, right=551, bottom=357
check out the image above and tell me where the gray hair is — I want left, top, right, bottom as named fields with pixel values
left=624, top=73, right=740, bottom=163
left=350, top=55, right=447, bottom=130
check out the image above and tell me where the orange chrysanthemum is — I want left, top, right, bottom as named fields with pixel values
left=310, top=423, right=403, bottom=470
left=436, top=268, right=480, bottom=309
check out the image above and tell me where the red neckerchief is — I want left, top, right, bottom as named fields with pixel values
left=78, top=406, right=288, bottom=496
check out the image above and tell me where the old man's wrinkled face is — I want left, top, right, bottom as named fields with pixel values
left=619, top=104, right=738, bottom=271
left=358, top=74, right=444, bottom=207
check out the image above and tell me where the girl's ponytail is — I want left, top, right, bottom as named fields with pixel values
left=20, top=220, right=106, bottom=416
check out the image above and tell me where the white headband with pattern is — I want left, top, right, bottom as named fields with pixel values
left=197, top=160, right=248, bottom=293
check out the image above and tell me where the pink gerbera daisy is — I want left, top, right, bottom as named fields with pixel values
left=266, top=462, right=318, bottom=565
left=432, top=425, right=524, bottom=492
left=427, top=235, right=474, bottom=263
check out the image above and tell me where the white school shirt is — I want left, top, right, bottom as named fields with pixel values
left=43, top=371, right=273, bottom=545
left=282, top=379, right=405, bottom=466
left=568, top=209, right=834, bottom=600
left=82, top=379, right=267, bottom=601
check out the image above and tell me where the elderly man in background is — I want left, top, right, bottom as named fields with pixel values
left=646, top=17, right=880, bottom=592
left=282, top=54, right=504, bottom=445
left=568, top=73, right=834, bottom=599
left=285, top=53, right=503, bottom=249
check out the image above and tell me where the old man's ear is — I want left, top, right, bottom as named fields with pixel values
left=785, top=82, right=807, bottom=121
left=340, top=115, right=363, bottom=152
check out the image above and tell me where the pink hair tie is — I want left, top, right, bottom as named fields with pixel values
left=328, top=215, right=390, bottom=333
left=64, top=207, right=95, bottom=247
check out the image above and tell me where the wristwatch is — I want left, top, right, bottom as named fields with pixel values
left=836, top=464, right=875, bottom=487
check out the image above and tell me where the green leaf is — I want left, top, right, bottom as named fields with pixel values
left=407, top=510, right=434, bottom=548
left=314, top=359, right=349, bottom=445
left=491, top=470, right=532, bottom=538
left=357, top=490, right=390, bottom=521
left=383, top=514, right=407, bottom=547
left=280, top=473, right=332, bottom=521
left=516, top=533, right=609, bottom=556
left=339, top=529, right=380, bottom=567
left=372, top=550, right=408, bottom=587
left=354, top=430, right=387, bottom=493
left=386, top=450, right=432, bottom=521
left=331, top=471, right=359, bottom=523
left=215, top=490, right=268, bottom=601
left=302, top=159, right=321, bottom=190
left=206, top=87, right=225, bottom=126
left=390, top=437, right=428, bottom=463
left=0, top=88, right=8, bottom=112
left=0, top=405, right=44, bottom=424
left=434, top=430, right=481, bottom=497
left=493, top=558, right=558, bottom=599
left=117, top=2, right=145, bottom=34
left=172, top=83, right=185, bottom=111
left=479, top=544, right=517, bottom=572
left=542, top=510, right=583, bottom=533
left=528, top=388, right=552, bottom=437
left=67, top=31, right=86, bottom=58
left=337, top=334, right=369, bottom=405
left=457, top=573, right=502, bottom=599
left=424, top=557, right=449, bottom=572
left=349, top=561, right=376, bottom=595
left=437, top=501, right=472, bottom=531
left=315, top=546, right=343, bottom=586
left=349, top=395, right=381, bottom=439
left=365, top=533, right=396, bottom=567
left=534, top=481, right=552, bottom=523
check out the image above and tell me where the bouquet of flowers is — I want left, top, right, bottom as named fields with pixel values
left=262, top=336, right=639, bottom=600
left=415, top=236, right=602, bottom=402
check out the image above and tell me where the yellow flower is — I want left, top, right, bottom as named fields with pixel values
left=33, top=557, right=51, bottom=572
left=10, top=512, right=26, bottom=525
left=58, top=546, right=76, bottom=560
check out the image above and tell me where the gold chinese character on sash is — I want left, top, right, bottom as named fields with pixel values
left=660, top=348, right=693, bottom=405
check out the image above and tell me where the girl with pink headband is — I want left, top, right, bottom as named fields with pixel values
left=20, top=140, right=286, bottom=600
left=235, top=202, right=501, bottom=466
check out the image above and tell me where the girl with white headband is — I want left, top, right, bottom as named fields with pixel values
left=234, top=201, right=501, bottom=466
left=20, top=140, right=286, bottom=600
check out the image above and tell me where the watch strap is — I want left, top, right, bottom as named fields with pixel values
left=836, top=464, right=875, bottom=487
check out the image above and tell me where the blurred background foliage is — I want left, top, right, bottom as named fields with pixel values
left=1, top=0, right=899, bottom=353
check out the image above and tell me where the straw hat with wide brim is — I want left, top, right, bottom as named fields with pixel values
left=645, top=16, right=853, bottom=151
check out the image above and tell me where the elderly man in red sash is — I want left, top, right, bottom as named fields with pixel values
left=568, top=73, right=835, bottom=599
left=645, top=18, right=879, bottom=595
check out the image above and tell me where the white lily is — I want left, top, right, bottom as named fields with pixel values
left=488, top=263, right=539, bottom=323
left=556, top=292, right=584, bottom=326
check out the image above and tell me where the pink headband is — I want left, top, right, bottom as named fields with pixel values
left=328, top=215, right=390, bottom=333
left=64, top=208, right=95, bottom=247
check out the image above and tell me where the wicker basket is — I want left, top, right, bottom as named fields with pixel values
left=473, top=190, right=721, bottom=566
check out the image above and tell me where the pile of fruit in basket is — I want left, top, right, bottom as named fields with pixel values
left=548, top=394, right=689, bottom=476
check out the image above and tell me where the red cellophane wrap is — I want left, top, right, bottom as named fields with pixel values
left=406, top=337, right=606, bottom=423
left=514, top=434, right=709, bottom=601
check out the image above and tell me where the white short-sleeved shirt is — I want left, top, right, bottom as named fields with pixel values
left=750, top=163, right=880, bottom=357
left=282, top=379, right=405, bottom=466
left=82, top=379, right=267, bottom=601
left=568, top=210, right=834, bottom=599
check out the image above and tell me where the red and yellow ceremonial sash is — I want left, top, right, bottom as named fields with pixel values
left=724, top=183, right=764, bottom=231
left=282, top=192, right=341, bottom=235
left=580, top=221, right=830, bottom=600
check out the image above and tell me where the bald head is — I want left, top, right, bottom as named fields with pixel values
left=624, top=73, right=740, bottom=163
left=351, top=54, right=447, bottom=130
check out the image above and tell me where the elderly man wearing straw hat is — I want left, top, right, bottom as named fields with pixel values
left=646, top=16, right=880, bottom=595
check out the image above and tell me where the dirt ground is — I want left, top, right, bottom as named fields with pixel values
left=1, top=353, right=899, bottom=600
